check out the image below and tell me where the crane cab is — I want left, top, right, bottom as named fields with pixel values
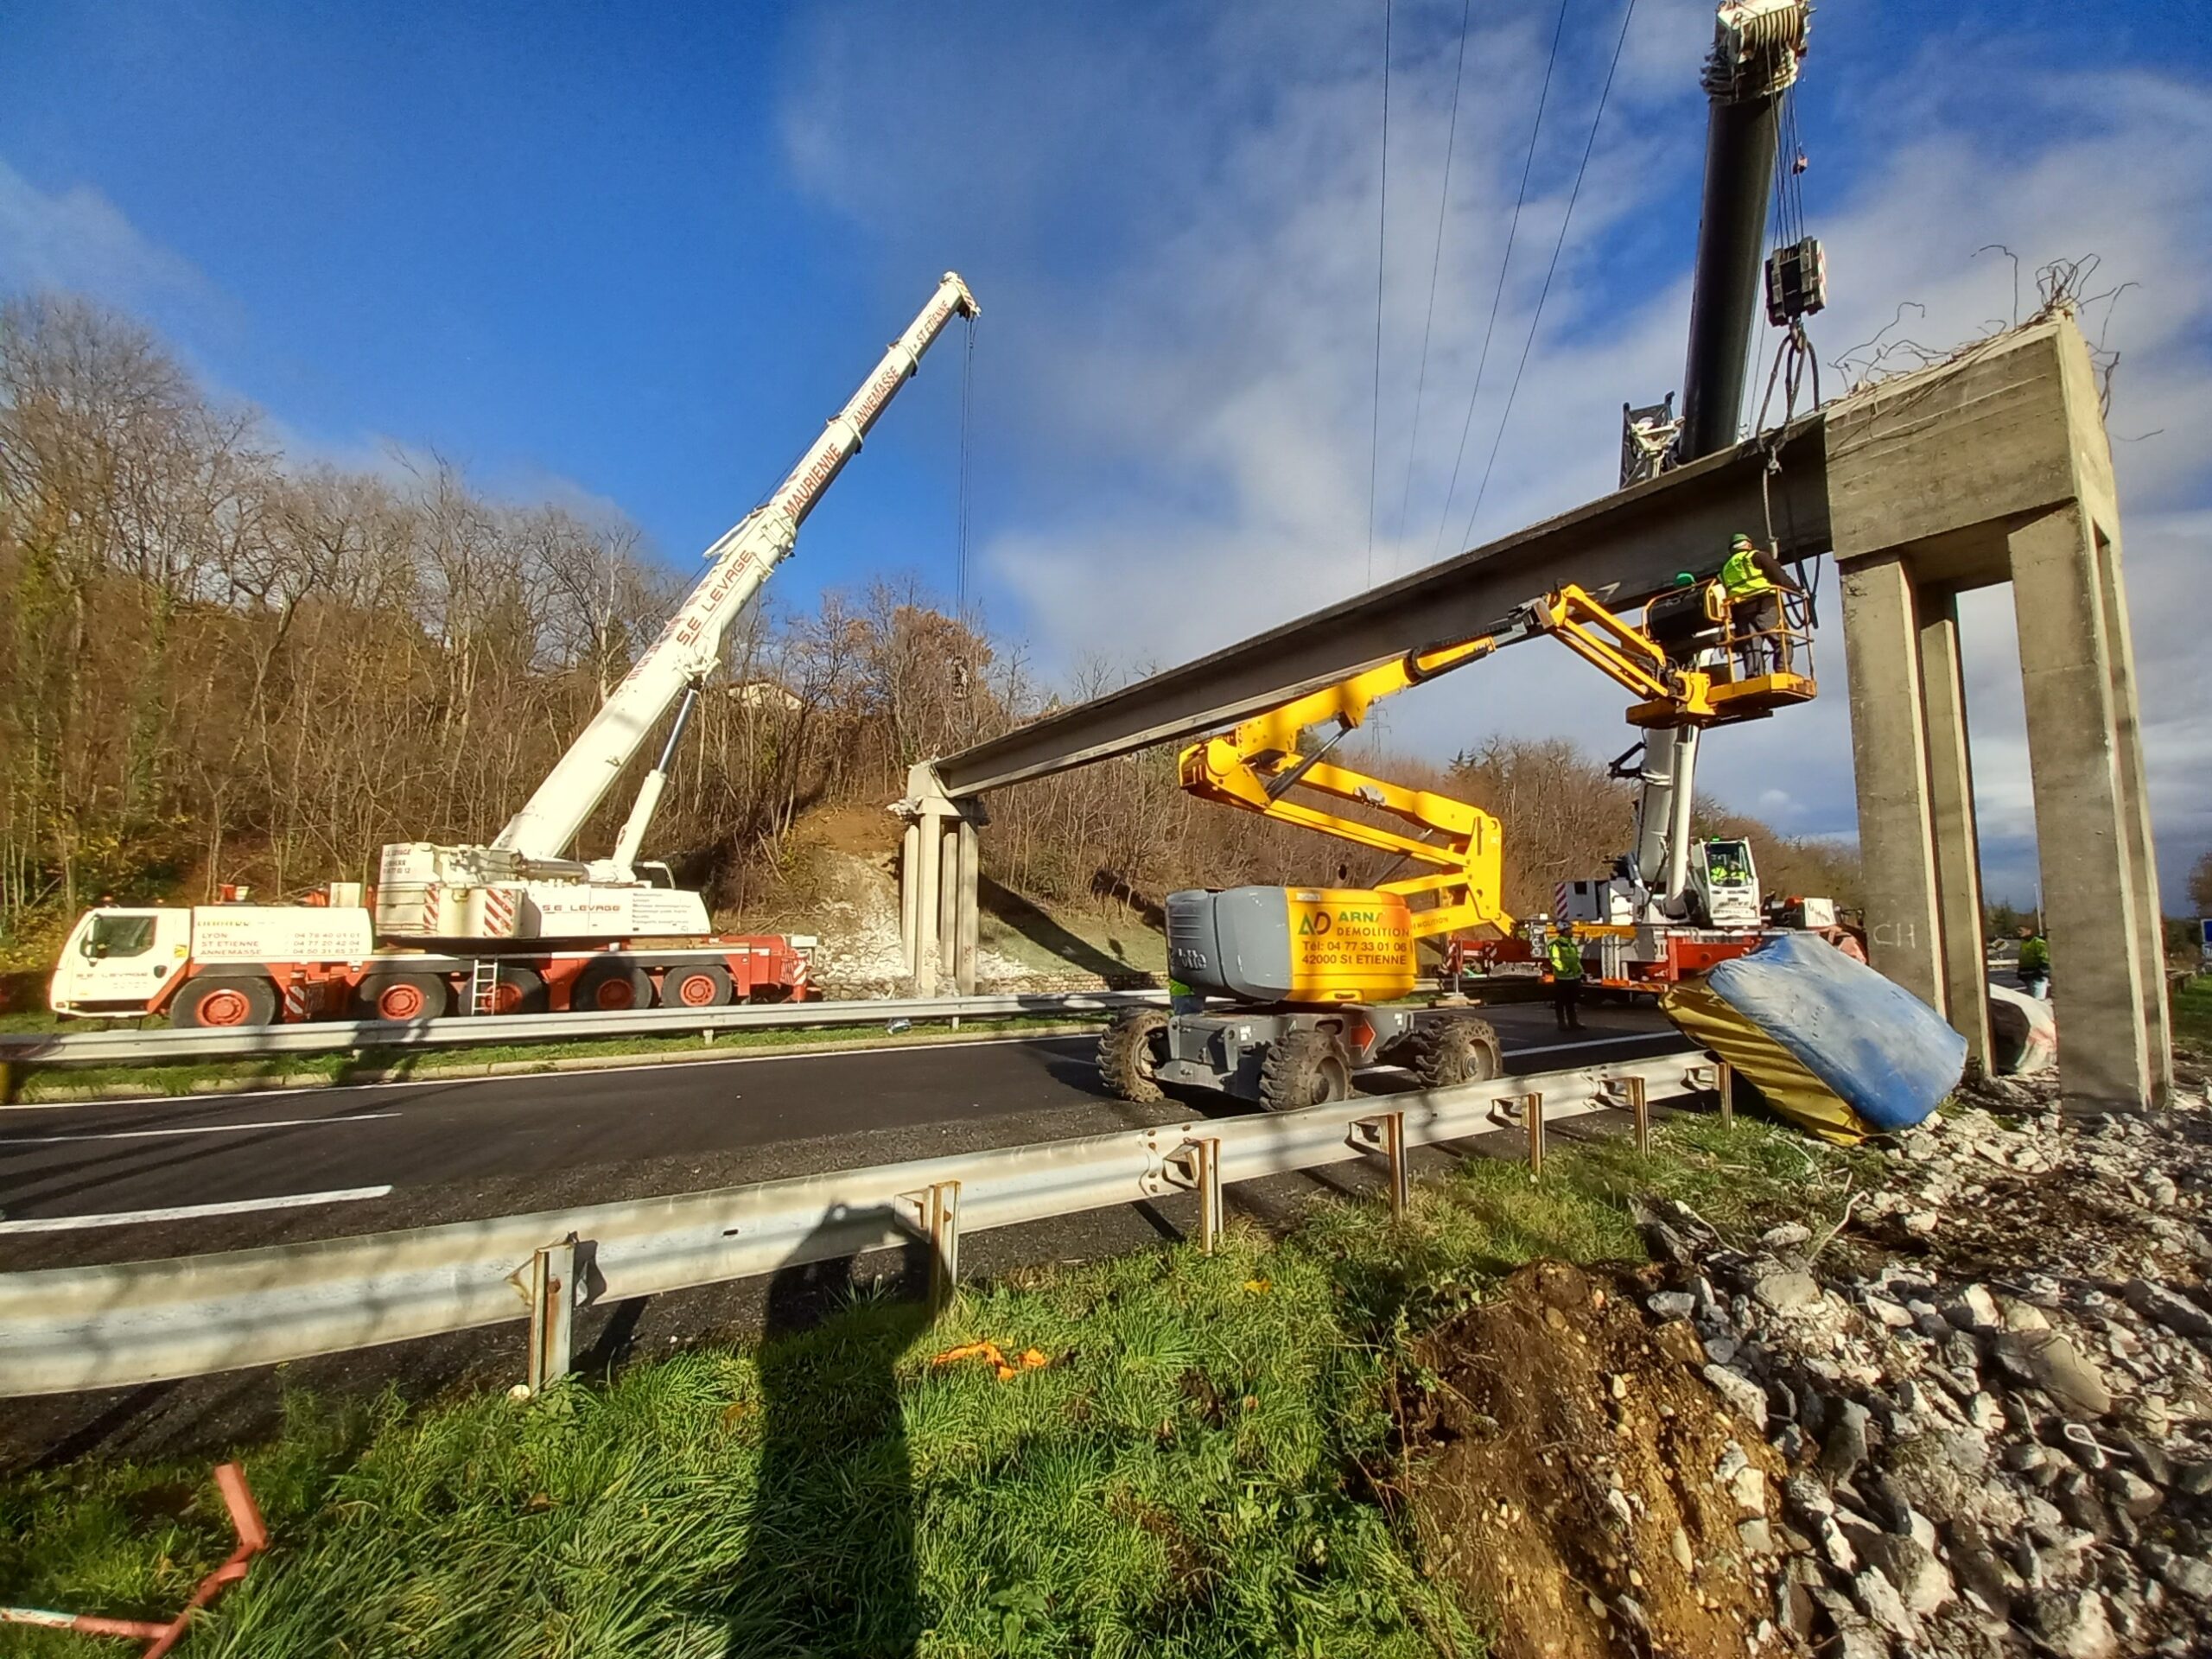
left=50, top=907, right=194, bottom=1016
left=1687, top=837, right=1762, bottom=930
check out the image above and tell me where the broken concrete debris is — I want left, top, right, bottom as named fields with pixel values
left=1631, top=1070, right=2212, bottom=1656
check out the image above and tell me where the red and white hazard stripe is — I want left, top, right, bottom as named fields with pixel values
left=1554, top=882, right=1570, bottom=918
left=421, top=884, right=441, bottom=935
left=282, top=982, right=308, bottom=1021
left=481, top=887, right=518, bottom=938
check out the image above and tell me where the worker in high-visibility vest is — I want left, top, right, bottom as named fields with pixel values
left=2018, top=928, right=2050, bottom=1000
left=1545, top=929, right=1586, bottom=1032
left=1719, top=531, right=1802, bottom=677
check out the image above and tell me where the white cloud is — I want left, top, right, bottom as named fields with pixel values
left=0, top=157, right=217, bottom=314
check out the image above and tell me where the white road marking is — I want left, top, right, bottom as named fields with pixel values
left=0, top=1033, right=1090, bottom=1111
left=0, top=1112, right=400, bottom=1146
left=0, top=1185, right=394, bottom=1234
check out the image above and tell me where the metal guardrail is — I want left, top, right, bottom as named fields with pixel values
left=0, top=1048, right=1713, bottom=1396
left=0, top=988, right=1169, bottom=1068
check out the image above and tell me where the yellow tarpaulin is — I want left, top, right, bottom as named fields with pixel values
left=1661, top=980, right=1872, bottom=1146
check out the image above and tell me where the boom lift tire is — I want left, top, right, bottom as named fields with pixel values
left=170, top=975, right=277, bottom=1030
left=573, top=959, right=653, bottom=1013
left=1405, top=1015, right=1502, bottom=1089
left=660, top=963, right=734, bottom=1008
left=355, top=971, right=448, bottom=1022
left=1098, top=1007, right=1170, bottom=1104
left=1259, top=1029, right=1352, bottom=1111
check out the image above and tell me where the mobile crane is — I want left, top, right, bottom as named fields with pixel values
left=51, top=273, right=980, bottom=1027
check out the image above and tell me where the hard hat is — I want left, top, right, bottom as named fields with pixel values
left=1730, top=532, right=1754, bottom=550
left=1673, top=571, right=1696, bottom=586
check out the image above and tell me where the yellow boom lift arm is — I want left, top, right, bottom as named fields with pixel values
left=1177, top=638, right=1513, bottom=942
left=1173, top=574, right=1815, bottom=944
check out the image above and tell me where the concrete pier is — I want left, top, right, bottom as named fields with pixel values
left=1827, top=314, right=2171, bottom=1110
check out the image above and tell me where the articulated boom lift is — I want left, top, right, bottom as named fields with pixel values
left=1099, top=575, right=1817, bottom=1112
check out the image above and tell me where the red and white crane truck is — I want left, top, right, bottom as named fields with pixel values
left=49, top=272, right=981, bottom=1028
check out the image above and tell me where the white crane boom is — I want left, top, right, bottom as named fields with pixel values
left=493, top=271, right=979, bottom=863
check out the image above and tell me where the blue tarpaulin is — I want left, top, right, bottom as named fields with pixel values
left=1662, top=931, right=1966, bottom=1143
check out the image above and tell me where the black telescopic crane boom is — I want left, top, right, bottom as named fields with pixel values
left=1677, top=1, right=1809, bottom=462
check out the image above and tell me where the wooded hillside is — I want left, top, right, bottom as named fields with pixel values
left=0, top=294, right=1858, bottom=957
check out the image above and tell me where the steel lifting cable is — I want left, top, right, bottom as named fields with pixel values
left=1753, top=320, right=1821, bottom=626
left=1430, top=0, right=1571, bottom=563
left=1391, top=0, right=1474, bottom=566
left=1366, top=0, right=1395, bottom=588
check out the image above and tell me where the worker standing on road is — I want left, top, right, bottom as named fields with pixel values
left=1546, top=929, right=1586, bottom=1032
left=1719, top=531, right=1802, bottom=677
left=2018, top=928, right=2050, bottom=1000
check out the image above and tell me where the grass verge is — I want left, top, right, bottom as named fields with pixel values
left=5, top=1014, right=1104, bottom=1103
left=2172, top=971, right=2212, bottom=1053
left=0, top=1114, right=1872, bottom=1656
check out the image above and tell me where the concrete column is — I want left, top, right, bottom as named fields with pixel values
left=1839, top=553, right=1945, bottom=1012
left=938, top=821, right=960, bottom=996
left=1916, top=591, right=1993, bottom=1069
left=911, top=812, right=942, bottom=997
left=2085, top=513, right=2174, bottom=1099
left=2009, top=505, right=2158, bottom=1110
left=898, top=821, right=921, bottom=977
left=954, top=818, right=980, bottom=996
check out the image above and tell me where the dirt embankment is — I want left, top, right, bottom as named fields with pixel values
left=1410, top=1259, right=1786, bottom=1659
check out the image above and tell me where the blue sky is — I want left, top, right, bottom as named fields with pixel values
left=3, top=1, right=2208, bottom=906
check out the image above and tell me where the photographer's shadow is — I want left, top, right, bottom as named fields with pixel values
left=711, top=1210, right=934, bottom=1656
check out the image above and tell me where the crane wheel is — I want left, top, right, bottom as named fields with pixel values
left=1098, top=1008, right=1170, bottom=1103
left=661, top=963, right=734, bottom=1008
left=170, top=976, right=278, bottom=1030
left=487, top=965, right=549, bottom=1016
left=356, top=972, right=448, bottom=1022
left=1406, top=1015, right=1503, bottom=1089
left=1259, top=1030, right=1351, bottom=1112
left=573, top=960, right=653, bottom=1013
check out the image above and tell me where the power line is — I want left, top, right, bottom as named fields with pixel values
left=1390, top=0, right=1473, bottom=569
left=1430, top=0, right=1570, bottom=562
left=1365, top=0, right=1394, bottom=588
left=1462, top=0, right=1638, bottom=548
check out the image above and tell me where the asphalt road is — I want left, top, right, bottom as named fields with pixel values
left=0, top=1001, right=1685, bottom=1268
left=0, top=1001, right=1691, bottom=1469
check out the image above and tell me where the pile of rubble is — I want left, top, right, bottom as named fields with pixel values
left=1637, top=1067, right=2212, bottom=1657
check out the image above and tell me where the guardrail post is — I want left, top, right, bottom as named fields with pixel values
left=924, top=1180, right=961, bottom=1313
left=1349, top=1115, right=1409, bottom=1221
left=1196, top=1138, right=1223, bottom=1252
left=1526, top=1093, right=1546, bottom=1177
left=1624, top=1075, right=1650, bottom=1154
left=1717, top=1061, right=1734, bottom=1128
left=1160, top=1137, right=1224, bottom=1253
left=525, top=1234, right=576, bottom=1394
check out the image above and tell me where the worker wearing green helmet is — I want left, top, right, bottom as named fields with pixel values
left=1719, top=531, right=1802, bottom=677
